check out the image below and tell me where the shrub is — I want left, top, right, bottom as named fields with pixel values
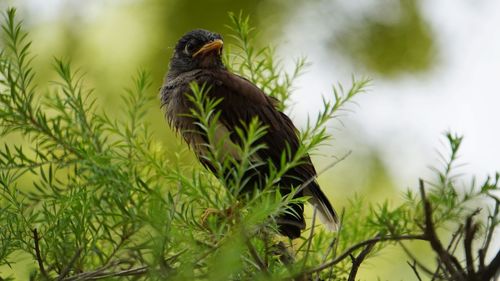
left=0, top=8, right=498, bottom=281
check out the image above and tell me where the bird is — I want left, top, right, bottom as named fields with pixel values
left=160, top=29, right=338, bottom=239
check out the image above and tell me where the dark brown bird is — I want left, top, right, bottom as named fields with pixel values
left=160, top=29, right=338, bottom=239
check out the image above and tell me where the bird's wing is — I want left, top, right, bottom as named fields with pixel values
left=194, top=70, right=315, bottom=178
left=195, top=69, right=339, bottom=230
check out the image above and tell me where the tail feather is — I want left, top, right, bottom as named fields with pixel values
left=305, top=183, right=339, bottom=231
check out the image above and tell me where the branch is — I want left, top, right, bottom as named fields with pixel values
left=419, top=179, right=467, bottom=281
left=431, top=224, right=464, bottom=281
left=407, top=260, right=423, bottom=281
left=481, top=249, right=500, bottom=281
left=61, top=266, right=148, bottom=281
left=446, top=224, right=464, bottom=255
left=479, top=196, right=499, bottom=271
left=301, top=207, right=317, bottom=270
left=464, top=212, right=479, bottom=276
left=479, top=195, right=500, bottom=280
left=33, top=229, right=48, bottom=279
left=396, top=236, right=437, bottom=278
left=245, top=237, right=268, bottom=274
left=56, top=248, right=82, bottom=281
left=347, top=237, right=377, bottom=281
left=303, top=234, right=427, bottom=275
left=296, top=151, right=351, bottom=195
left=315, top=210, right=343, bottom=281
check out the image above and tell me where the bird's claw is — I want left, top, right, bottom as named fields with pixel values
left=200, top=205, right=238, bottom=226
left=200, top=208, right=222, bottom=226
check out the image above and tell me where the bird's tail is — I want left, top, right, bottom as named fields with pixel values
left=305, top=183, right=339, bottom=231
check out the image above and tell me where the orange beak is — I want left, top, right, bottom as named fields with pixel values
left=192, top=39, right=223, bottom=58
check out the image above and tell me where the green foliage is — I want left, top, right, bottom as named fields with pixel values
left=333, top=0, right=436, bottom=76
left=0, top=7, right=498, bottom=281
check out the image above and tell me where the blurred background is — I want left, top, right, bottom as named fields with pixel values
left=1, top=0, right=499, bottom=279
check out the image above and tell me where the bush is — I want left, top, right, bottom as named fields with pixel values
left=0, top=8, right=498, bottom=281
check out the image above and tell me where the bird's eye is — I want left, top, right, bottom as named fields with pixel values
left=184, top=43, right=194, bottom=55
left=183, top=43, right=190, bottom=55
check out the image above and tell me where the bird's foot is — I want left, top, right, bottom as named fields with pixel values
left=201, top=208, right=222, bottom=225
left=200, top=206, right=236, bottom=226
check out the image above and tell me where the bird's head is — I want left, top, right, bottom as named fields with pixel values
left=168, top=29, right=225, bottom=76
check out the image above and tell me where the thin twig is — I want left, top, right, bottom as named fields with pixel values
left=302, top=207, right=317, bottom=271
left=321, top=238, right=336, bottom=265
left=295, top=151, right=351, bottom=195
left=56, top=248, right=82, bottom=281
left=62, top=265, right=148, bottom=281
left=317, top=237, right=336, bottom=281
left=446, top=224, right=464, bottom=254
left=102, top=226, right=135, bottom=266
left=384, top=221, right=437, bottom=278
left=347, top=236, right=377, bottom=281
left=327, top=208, right=345, bottom=280
left=0, top=158, right=79, bottom=172
left=264, top=229, right=269, bottom=267
left=396, top=236, right=437, bottom=277
left=431, top=262, right=449, bottom=281
left=245, top=237, right=268, bottom=274
left=62, top=260, right=119, bottom=281
left=33, top=229, right=48, bottom=279
left=407, top=260, right=423, bottom=281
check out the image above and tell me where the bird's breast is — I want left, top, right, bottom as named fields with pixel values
left=161, top=79, right=256, bottom=163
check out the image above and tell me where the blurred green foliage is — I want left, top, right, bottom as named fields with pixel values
left=333, top=0, right=436, bottom=76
